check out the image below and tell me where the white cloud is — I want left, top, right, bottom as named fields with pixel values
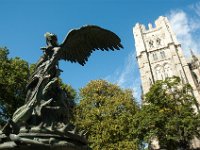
left=167, top=9, right=200, bottom=57
left=105, top=51, right=141, bottom=102
left=116, top=52, right=134, bottom=86
left=190, top=2, right=200, bottom=17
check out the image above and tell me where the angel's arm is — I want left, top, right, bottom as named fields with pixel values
left=43, top=47, right=61, bottom=74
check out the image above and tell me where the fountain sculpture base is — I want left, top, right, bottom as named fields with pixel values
left=0, top=132, right=91, bottom=150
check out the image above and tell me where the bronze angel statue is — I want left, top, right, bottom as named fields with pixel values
left=2, top=25, right=123, bottom=147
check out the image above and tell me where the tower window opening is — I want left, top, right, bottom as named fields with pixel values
left=160, top=51, right=165, bottom=59
left=156, top=38, right=161, bottom=45
left=155, top=65, right=163, bottom=80
left=164, top=64, right=171, bottom=78
left=153, top=53, right=158, bottom=60
left=149, top=40, right=154, bottom=48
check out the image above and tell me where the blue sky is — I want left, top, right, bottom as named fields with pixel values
left=0, top=0, right=200, bottom=102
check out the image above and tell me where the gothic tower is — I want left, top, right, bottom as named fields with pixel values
left=133, top=16, right=200, bottom=104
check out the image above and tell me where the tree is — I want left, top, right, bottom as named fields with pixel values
left=74, top=80, right=139, bottom=149
left=60, top=82, right=77, bottom=121
left=0, top=47, right=29, bottom=123
left=0, top=47, right=77, bottom=125
left=133, top=77, right=200, bottom=149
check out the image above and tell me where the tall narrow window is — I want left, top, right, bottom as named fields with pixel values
left=149, top=40, right=154, bottom=48
left=153, top=53, right=158, bottom=60
left=164, top=64, right=171, bottom=78
left=156, top=38, right=161, bottom=45
left=155, top=65, right=162, bottom=80
left=160, top=51, right=165, bottom=59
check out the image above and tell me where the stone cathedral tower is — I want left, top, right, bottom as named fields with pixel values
left=133, top=16, right=200, bottom=104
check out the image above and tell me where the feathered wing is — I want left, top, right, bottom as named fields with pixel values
left=60, top=25, right=123, bottom=66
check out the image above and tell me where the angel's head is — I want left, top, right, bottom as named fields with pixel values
left=44, top=32, right=53, bottom=38
left=44, top=32, right=59, bottom=47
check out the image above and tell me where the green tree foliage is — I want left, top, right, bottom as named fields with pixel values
left=60, top=82, right=77, bottom=121
left=0, top=47, right=29, bottom=123
left=0, top=47, right=77, bottom=124
left=133, top=77, right=200, bottom=149
left=74, top=80, right=139, bottom=149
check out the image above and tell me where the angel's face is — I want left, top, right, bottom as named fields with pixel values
left=44, top=32, right=58, bottom=44
left=44, top=32, right=54, bottom=39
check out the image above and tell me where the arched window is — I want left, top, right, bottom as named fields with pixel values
left=155, top=65, right=163, bottom=80
left=164, top=63, right=172, bottom=78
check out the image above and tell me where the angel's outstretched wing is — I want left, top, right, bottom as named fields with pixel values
left=60, top=25, right=123, bottom=66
